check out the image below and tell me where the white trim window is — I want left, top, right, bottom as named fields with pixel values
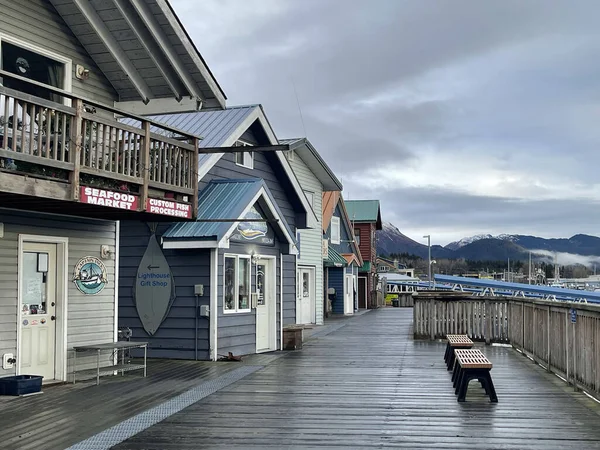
left=0, top=33, right=72, bottom=106
left=224, top=254, right=251, bottom=313
left=234, top=139, right=254, bottom=169
left=355, top=228, right=361, bottom=246
left=331, top=216, right=341, bottom=245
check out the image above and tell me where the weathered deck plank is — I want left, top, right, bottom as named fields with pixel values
left=114, top=308, right=600, bottom=449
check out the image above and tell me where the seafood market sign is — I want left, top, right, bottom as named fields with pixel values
left=73, top=256, right=108, bottom=295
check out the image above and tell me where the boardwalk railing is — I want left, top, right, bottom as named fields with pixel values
left=414, top=294, right=600, bottom=400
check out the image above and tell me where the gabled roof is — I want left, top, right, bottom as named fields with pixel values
left=345, top=200, right=383, bottom=230
left=148, top=104, right=319, bottom=229
left=162, top=179, right=297, bottom=254
left=50, top=0, right=226, bottom=110
left=322, top=191, right=341, bottom=233
left=280, top=138, right=343, bottom=192
left=324, top=246, right=348, bottom=268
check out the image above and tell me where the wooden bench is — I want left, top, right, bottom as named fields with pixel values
left=451, top=349, right=498, bottom=402
left=444, top=334, right=474, bottom=371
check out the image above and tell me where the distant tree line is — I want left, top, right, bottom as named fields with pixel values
left=381, top=253, right=593, bottom=279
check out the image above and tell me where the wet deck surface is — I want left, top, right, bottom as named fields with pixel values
left=3, top=308, right=600, bottom=449
left=115, top=308, right=600, bottom=449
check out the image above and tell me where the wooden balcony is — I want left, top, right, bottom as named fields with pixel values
left=0, top=71, right=199, bottom=221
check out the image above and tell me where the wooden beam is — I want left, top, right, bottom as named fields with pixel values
left=191, top=137, right=199, bottom=219
left=113, top=0, right=186, bottom=101
left=130, top=0, right=204, bottom=101
left=140, top=121, right=151, bottom=212
left=73, top=0, right=153, bottom=104
left=199, top=144, right=291, bottom=154
left=69, top=98, right=83, bottom=200
left=194, top=218, right=280, bottom=223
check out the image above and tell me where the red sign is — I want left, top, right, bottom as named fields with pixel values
left=80, top=187, right=139, bottom=211
left=146, top=198, right=192, bottom=218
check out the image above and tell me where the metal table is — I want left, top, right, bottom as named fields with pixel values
left=72, top=341, right=148, bottom=385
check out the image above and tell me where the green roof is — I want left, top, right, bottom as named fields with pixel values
left=324, top=246, right=348, bottom=268
left=345, top=200, right=382, bottom=229
left=359, top=261, right=372, bottom=272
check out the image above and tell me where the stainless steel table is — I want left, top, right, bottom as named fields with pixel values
left=72, top=341, right=148, bottom=385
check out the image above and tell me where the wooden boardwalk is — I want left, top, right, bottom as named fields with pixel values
left=114, top=308, right=600, bottom=449
left=3, top=308, right=600, bottom=449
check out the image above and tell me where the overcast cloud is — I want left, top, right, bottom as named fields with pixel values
left=172, top=0, right=600, bottom=246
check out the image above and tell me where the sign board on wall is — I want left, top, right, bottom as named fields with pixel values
left=73, top=256, right=108, bottom=295
left=146, top=198, right=192, bottom=219
left=134, top=232, right=176, bottom=335
left=80, top=187, right=138, bottom=211
left=230, top=205, right=275, bottom=246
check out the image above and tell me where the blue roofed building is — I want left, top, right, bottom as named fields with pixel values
left=118, top=105, right=315, bottom=361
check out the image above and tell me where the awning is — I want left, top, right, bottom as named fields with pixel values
left=324, top=246, right=348, bottom=268
left=162, top=178, right=297, bottom=254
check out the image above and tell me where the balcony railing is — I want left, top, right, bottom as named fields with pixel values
left=0, top=70, right=199, bottom=219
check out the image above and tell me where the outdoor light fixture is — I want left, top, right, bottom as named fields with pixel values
left=423, top=235, right=432, bottom=289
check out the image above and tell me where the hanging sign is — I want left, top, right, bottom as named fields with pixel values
left=570, top=308, right=577, bottom=323
left=146, top=198, right=192, bottom=218
left=134, top=231, right=176, bottom=335
left=73, top=256, right=108, bottom=295
left=230, top=205, right=274, bottom=246
left=80, top=187, right=138, bottom=210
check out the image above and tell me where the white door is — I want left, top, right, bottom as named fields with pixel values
left=344, top=274, right=355, bottom=315
left=297, top=267, right=315, bottom=324
left=256, top=259, right=274, bottom=352
left=20, top=243, right=57, bottom=381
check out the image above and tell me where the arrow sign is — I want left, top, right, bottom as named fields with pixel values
left=147, top=265, right=160, bottom=270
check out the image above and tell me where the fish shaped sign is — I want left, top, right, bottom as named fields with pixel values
left=134, top=231, right=176, bottom=336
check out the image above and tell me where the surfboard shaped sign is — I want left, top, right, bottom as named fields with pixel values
left=134, top=233, right=176, bottom=336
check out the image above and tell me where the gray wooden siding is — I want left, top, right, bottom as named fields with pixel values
left=216, top=242, right=282, bottom=357
left=203, top=130, right=298, bottom=332
left=0, top=0, right=118, bottom=104
left=0, top=209, right=116, bottom=377
left=289, top=152, right=324, bottom=324
left=118, top=221, right=212, bottom=361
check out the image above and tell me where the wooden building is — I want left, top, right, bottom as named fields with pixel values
left=322, top=192, right=363, bottom=316
left=0, top=0, right=225, bottom=383
left=281, top=138, right=342, bottom=325
left=118, top=105, right=315, bottom=360
left=345, top=200, right=383, bottom=309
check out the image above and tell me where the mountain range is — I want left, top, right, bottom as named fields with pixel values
left=377, top=222, right=600, bottom=262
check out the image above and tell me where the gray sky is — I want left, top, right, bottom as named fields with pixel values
left=172, top=0, right=600, bottom=246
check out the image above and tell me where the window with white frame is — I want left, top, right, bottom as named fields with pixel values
left=224, top=254, right=251, bottom=313
left=0, top=36, right=71, bottom=104
left=234, top=139, right=254, bottom=169
left=331, top=216, right=340, bottom=244
left=355, top=228, right=361, bottom=246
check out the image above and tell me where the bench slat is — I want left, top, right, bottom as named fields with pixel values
left=455, top=349, right=492, bottom=369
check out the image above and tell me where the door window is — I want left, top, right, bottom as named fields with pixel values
left=256, top=263, right=266, bottom=306
left=22, top=252, right=49, bottom=315
left=302, top=271, right=310, bottom=297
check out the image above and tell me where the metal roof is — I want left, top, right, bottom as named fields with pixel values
left=345, top=200, right=382, bottom=229
left=324, top=246, right=348, bottom=268
left=49, top=0, right=226, bottom=109
left=145, top=105, right=259, bottom=166
left=162, top=178, right=295, bottom=246
left=434, top=274, right=600, bottom=303
left=280, top=138, right=343, bottom=192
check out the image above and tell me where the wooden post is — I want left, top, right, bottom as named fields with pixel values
left=573, top=318, right=579, bottom=392
left=140, top=120, right=151, bottom=212
left=547, top=306, right=551, bottom=372
left=192, top=137, right=199, bottom=219
left=484, top=299, right=491, bottom=345
left=532, top=306, right=537, bottom=363
left=565, top=310, right=570, bottom=385
left=429, top=299, right=435, bottom=340
left=69, top=98, right=83, bottom=200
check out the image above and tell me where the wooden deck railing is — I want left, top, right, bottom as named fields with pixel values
left=0, top=70, right=198, bottom=217
left=414, top=294, right=600, bottom=400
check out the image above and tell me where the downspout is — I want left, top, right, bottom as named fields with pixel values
left=280, top=253, right=284, bottom=350
left=195, top=293, right=198, bottom=360
left=210, top=248, right=218, bottom=361
left=114, top=221, right=120, bottom=349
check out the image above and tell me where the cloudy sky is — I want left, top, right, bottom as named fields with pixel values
left=172, top=0, right=600, bottom=246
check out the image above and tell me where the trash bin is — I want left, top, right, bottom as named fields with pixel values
left=0, top=375, right=43, bottom=396
left=392, top=299, right=399, bottom=307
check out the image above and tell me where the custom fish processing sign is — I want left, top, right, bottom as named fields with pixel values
left=134, top=228, right=176, bottom=335
left=230, top=205, right=275, bottom=246
left=73, top=256, right=108, bottom=295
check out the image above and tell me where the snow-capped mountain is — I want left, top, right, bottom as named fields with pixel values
left=446, top=234, right=519, bottom=250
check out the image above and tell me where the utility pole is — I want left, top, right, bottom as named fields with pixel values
left=528, top=252, right=532, bottom=285
left=423, top=235, right=431, bottom=289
